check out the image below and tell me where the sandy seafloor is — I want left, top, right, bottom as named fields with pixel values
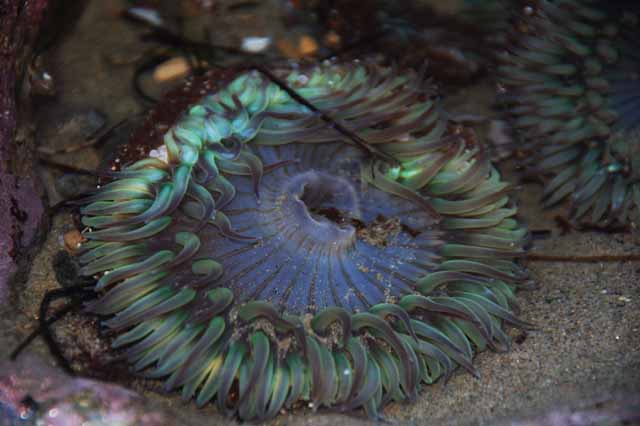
left=2, top=1, right=639, bottom=425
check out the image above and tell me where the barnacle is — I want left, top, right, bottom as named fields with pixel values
left=498, top=0, right=640, bottom=226
left=76, top=61, right=531, bottom=420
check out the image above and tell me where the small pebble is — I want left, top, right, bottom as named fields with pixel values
left=241, top=36, right=271, bottom=53
left=324, top=31, right=341, bottom=48
left=298, top=35, right=318, bottom=56
left=277, top=35, right=318, bottom=59
left=152, top=57, right=191, bottom=83
left=63, top=230, right=85, bottom=252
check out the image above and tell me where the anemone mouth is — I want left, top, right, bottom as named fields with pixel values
left=498, top=0, right=640, bottom=226
left=195, top=142, right=443, bottom=314
left=273, top=169, right=360, bottom=250
left=77, top=61, right=531, bottom=420
left=291, top=171, right=359, bottom=239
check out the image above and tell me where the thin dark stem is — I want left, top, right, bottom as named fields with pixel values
left=11, top=303, right=78, bottom=361
left=142, top=29, right=262, bottom=58
left=36, top=284, right=96, bottom=375
left=252, top=64, right=399, bottom=166
left=525, top=253, right=640, bottom=262
left=37, top=136, right=104, bottom=157
left=319, top=29, right=390, bottom=61
left=38, top=116, right=132, bottom=156
left=37, top=157, right=98, bottom=176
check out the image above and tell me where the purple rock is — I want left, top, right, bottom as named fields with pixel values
left=0, top=0, right=50, bottom=306
left=505, top=395, right=640, bottom=426
left=0, top=355, right=188, bottom=426
left=0, top=175, right=45, bottom=305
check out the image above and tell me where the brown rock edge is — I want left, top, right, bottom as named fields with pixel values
left=0, top=0, right=49, bottom=305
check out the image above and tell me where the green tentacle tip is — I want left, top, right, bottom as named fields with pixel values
left=76, top=60, right=531, bottom=420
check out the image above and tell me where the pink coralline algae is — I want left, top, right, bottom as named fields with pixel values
left=0, top=355, right=183, bottom=426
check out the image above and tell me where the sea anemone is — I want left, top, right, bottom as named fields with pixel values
left=76, top=61, right=531, bottom=420
left=498, top=0, right=640, bottom=227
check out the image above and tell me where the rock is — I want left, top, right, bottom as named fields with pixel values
left=152, top=57, right=192, bottom=83
left=0, top=0, right=51, bottom=307
left=0, top=354, right=196, bottom=426
left=0, top=175, right=45, bottom=306
left=0, top=0, right=51, bottom=305
left=503, top=394, right=640, bottom=426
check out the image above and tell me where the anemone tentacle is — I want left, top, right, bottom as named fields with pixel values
left=78, top=61, right=531, bottom=421
left=498, top=0, right=640, bottom=226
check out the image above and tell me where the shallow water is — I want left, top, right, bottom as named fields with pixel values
left=2, top=1, right=639, bottom=425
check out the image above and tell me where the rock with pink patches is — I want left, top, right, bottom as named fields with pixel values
left=0, top=355, right=190, bottom=426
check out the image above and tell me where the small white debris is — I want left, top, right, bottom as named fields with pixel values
left=149, top=145, right=169, bottom=163
left=127, top=7, right=164, bottom=27
left=241, top=36, right=271, bottom=53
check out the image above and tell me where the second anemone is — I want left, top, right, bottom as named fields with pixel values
left=77, top=61, right=531, bottom=420
left=499, top=0, right=640, bottom=227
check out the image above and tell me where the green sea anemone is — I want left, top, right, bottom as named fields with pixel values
left=77, top=61, right=531, bottom=420
left=498, top=0, right=640, bottom=227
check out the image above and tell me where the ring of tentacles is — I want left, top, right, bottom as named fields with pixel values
left=498, top=0, right=640, bottom=226
left=76, top=61, right=532, bottom=420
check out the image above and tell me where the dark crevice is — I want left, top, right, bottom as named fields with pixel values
left=312, top=207, right=423, bottom=242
